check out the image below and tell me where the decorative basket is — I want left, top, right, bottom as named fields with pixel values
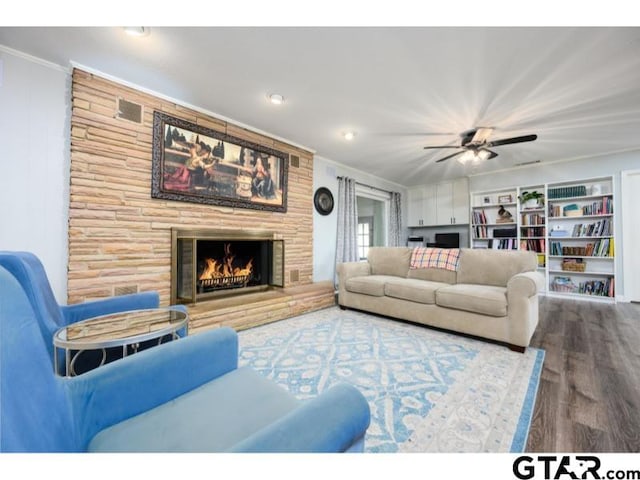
left=551, top=278, right=578, bottom=293
left=561, top=261, right=586, bottom=272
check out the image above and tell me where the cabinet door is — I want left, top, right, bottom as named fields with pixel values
left=423, top=185, right=438, bottom=226
left=452, top=178, right=469, bottom=224
left=407, top=188, right=424, bottom=226
left=436, top=182, right=454, bottom=225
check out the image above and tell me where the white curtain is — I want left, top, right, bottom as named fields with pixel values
left=388, top=191, right=402, bottom=247
left=335, top=177, right=359, bottom=267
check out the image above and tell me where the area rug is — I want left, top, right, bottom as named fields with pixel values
left=237, top=307, right=544, bottom=453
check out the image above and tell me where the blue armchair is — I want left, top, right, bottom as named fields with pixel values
left=0, top=252, right=163, bottom=356
left=0, top=251, right=184, bottom=374
left=0, top=262, right=371, bottom=452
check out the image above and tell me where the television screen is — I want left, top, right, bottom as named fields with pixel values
left=434, top=233, right=460, bottom=248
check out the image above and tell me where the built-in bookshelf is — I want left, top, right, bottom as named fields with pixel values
left=547, top=176, right=615, bottom=301
left=519, top=184, right=547, bottom=275
left=470, top=187, right=518, bottom=250
left=469, top=175, right=616, bottom=302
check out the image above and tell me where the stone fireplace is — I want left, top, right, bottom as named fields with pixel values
left=68, top=69, right=335, bottom=333
left=171, top=228, right=284, bottom=304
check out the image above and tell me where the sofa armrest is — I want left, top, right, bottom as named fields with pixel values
left=337, top=261, right=371, bottom=282
left=507, top=271, right=545, bottom=298
left=65, top=327, right=238, bottom=449
left=60, top=291, right=161, bottom=325
left=228, top=383, right=371, bottom=452
left=506, top=271, right=545, bottom=348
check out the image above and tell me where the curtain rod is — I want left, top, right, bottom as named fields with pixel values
left=336, top=176, right=393, bottom=195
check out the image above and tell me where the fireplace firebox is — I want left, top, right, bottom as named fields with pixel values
left=171, top=228, right=284, bottom=304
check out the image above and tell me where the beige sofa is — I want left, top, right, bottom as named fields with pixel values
left=337, top=247, right=545, bottom=352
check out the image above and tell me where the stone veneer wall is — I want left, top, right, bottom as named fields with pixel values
left=68, top=69, right=315, bottom=306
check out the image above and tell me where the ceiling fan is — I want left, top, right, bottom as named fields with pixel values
left=424, top=127, right=538, bottom=164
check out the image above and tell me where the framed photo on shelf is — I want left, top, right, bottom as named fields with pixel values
left=498, top=194, right=513, bottom=203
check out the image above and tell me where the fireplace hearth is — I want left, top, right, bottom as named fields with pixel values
left=171, top=228, right=284, bottom=304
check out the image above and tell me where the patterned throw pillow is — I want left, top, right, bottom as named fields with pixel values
left=410, top=247, right=460, bottom=272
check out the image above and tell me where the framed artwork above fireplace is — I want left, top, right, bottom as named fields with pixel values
left=151, top=111, right=289, bottom=213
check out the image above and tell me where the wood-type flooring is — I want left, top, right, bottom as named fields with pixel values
left=526, top=297, right=640, bottom=452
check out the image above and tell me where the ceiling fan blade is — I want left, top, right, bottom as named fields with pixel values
left=470, top=127, right=494, bottom=144
left=423, top=146, right=462, bottom=150
left=435, top=150, right=466, bottom=163
left=485, top=134, right=537, bottom=147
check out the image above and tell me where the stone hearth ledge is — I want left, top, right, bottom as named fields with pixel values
left=187, top=281, right=335, bottom=334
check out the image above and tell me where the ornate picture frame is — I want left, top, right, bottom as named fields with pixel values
left=151, top=111, right=288, bottom=213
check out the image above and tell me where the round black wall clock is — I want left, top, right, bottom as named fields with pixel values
left=314, top=187, right=334, bottom=215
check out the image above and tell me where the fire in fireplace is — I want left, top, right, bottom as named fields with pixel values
left=171, top=228, right=284, bottom=304
left=198, top=242, right=255, bottom=293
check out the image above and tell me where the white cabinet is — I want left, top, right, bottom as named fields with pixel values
left=436, top=178, right=469, bottom=225
left=407, top=185, right=436, bottom=226
left=408, top=178, right=468, bottom=227
left=408, top=187, right=425, bottom=226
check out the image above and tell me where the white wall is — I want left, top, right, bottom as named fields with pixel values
left=469, top=151, right=640, bottom=298
left=0, top=48, right=70, bottom=303
left=313, top=155, right=408, bottom=284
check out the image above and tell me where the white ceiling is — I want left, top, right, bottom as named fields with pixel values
left=2, top=26, right=640, bottom=187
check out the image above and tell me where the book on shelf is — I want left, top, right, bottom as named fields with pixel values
left=549, top=239, right=612, bottom=257
left=473, top=225, right=488, bottom=238
left=520, top=213, right=545, bottom=225
left=520, top=238, right=546, bottom=253
left=570, top=218, right=611, bottom=237
left=548, top=185, right=587, bottom=199
left=489, top=238, right=518, bottom=250
left=550, top=275, right=613, bottom=297
left=578, top=278, right=613, bottom=297
left=472, top=209, right=488, bottom=225
left=548, top=197, right=613, bottom=218
left=520, top=226, right=546, bottom=237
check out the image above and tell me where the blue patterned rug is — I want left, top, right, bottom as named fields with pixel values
left=238, top=307, right=544, bottom=453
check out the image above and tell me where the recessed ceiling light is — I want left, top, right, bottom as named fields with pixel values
left=268, top=94, right=285, bottom=105
left=343, top=131, right=356, bottom=141
left=123, top=27, right=150, bottom=37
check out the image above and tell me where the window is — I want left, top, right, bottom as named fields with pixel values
left=358, top=217, right=373, bottom=260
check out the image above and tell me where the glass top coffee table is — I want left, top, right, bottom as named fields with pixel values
left=53, top=307, right=189, bottom=376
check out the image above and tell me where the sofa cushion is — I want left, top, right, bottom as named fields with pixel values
left=406, top=267, right=457, bottom=284
left=435, top=284, right=508, bottom=317
left=384, top=278, right=447, bottom=305
left=345, top=275, right=397, bottom=297
left=367, top=247, right=412, bottom=277
left=456, top=248, right=537, bottom=287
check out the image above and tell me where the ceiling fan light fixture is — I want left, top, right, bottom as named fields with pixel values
left=343, top=131, right=356, bottom=141
left=123, top=27, right=150, bottom=37
left=268, top=93, right=285, bottom=105
left=457, top=149, right=490, bottom=165
left=457, top=150, right=476, bottom=165
left=476, top=149, right=491, bottom=161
